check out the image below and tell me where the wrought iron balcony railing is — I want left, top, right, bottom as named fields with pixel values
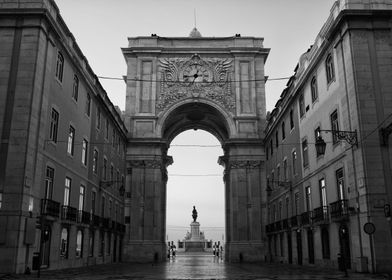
left=101, top=217, right=110, bottom=229
left=92, top=214, right=100, bottom=227
left=61, top=205, right=77, bottom=222
left=41, top=199, right=60, bottom=218
left=313, top=206, right=329, bottom=223
left=300, top=211, right=312, bottom=226
left=290, top=215, right=298, bottom=227
left=282, top=218, right=289, bottom=230
left=77, top=210, right=91, bottom=224
left=330, top=199, right=349, bottom=220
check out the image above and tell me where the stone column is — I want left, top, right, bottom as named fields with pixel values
left=124, top=149, right=172, bottom=262
left=219, top=143, right=266, bottom=262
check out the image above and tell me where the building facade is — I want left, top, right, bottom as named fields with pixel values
left=265, top=0, right=392, bottom=273
left=0, top=0, right=127, bottom=274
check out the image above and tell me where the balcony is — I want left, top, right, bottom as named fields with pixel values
left=101, top=217, right=110, bottom=229
left=275, top=220, right=282, bottom=231
left=330, top=199, right=349, bottom=221
left=300, top=211, right=312, bottom=226
left=91, top=214, right=100, bottom=227
left=290, top=215, right=298, bottom=227
left=61, top=205, right=77, bottom=222
left=41, top=199, right=60, bottom=218
left=282, top=218, right=289, bottom=230
left=313, top=206, right=329, bottom=224
left=78, top=210, right=91, bottom=224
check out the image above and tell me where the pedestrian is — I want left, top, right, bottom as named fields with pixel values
left=173, top=245, right=176, bottom=257
left=213, top=245, right=216, bottom=256
left=216, top=247, right=219, bottom=258
left=220, top=246, right=223, bottom=259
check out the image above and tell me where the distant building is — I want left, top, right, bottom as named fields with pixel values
left=265, top=0, right=392, bottom=273
left=0, top=0, right=127, bottom=273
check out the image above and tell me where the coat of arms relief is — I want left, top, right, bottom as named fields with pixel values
left=157, top=54, right=235, bottom=113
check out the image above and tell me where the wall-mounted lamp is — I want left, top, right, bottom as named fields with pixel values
left=315, top=130, right=358, bottom=156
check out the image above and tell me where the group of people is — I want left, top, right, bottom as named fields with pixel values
left=167, top=244, right=177, bottom=259
left=212, top=244, right=223, bottom=259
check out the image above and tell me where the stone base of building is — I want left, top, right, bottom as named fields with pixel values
left=225, top=241, right=266, bottom=262
left=123, top=241, right=167, bottom=262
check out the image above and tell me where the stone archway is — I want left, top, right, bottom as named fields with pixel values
left=122, top=35, right=269, bottom=262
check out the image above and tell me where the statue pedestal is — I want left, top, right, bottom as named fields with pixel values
left=184, top=221, right=205, bottom=252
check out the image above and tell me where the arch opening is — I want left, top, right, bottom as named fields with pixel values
left=166, top=130, right=225, bottom=252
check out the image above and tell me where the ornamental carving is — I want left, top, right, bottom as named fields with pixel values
left=157, top=54, right=234, bottom=113
left=128, top=160, right=162, bottom=169
left=229, top=160, right=263, bottom=169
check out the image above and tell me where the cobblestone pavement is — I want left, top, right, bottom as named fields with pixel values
left=1, top=252, right=390, bottom=280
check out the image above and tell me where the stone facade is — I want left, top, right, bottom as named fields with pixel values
left=122, top=36, right=269, bottom=262
left=0, top=0, right=127, bottom=274
left=265, top=0, right=392, bottom=273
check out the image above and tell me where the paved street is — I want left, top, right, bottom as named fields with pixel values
left=1, top=252, right=389, bottom=280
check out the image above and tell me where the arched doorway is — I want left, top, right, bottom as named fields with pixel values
left=122, top=36, right=269, bottom=262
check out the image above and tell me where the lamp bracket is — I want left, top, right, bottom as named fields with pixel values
left=320, top=129, right=358, bottom=147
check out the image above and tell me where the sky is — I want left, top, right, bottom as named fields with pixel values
left=54, top=0, right=336, bottom=242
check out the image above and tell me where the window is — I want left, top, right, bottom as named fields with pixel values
left=319, top=178, right=327, bottom=208
left=96, top=107, right=101, bottom=130
left=336, top=168, right=345, bottom=200
left=99, top=231, right=104, bottom=256
left=110, top=164, right=114, bottom=181
left=271, top=171, right=274, bottom=190
left=266, top=147, right=269, bottom=160
left=281, top=122, right=285, bottom=140
left=314, top=127, right=321, bottom=157
left=311, top=76, right=318, bottom=103
left=292, top=150, right=297, bottom=176
left=330, top=110, right=339, bottom=144
left=109, top=200, right=112, bottom=219
left=326, top=53, right=335, bottom=84
left=82, top=139, right=88, bottom=166
left=64, top=177, right=71, bottom=206
left=270, top=140, right=273, bottom=156
left=0, top=192, right=2, bottom=209
left=305, top=186, right=312, bottom=211
left=299, top=93, right=305, bottom=117
left=60, top=228, right=69, bottom=258
left=89, top=230, right=94, bottom=257
left=302, top=139, right=309, bottom=167
left=283, top=159, right=288, bottom=181
left=105, top=119, right=109, bottom=139
left=45, top=167, right=54, bottom=199
left=85, top=93, right=91, bottom=116
left=285, top=196, right=290, bottom=218
left=294, top=192, right=299, bottom=215
left=290, top=109, right=294, bottom=129
left=103, top=158, right=107, bottom=180
left=278, top=200, right=282, bottom=220
left=101, top=196, right=105, bottom=217
left=112, top=128, right=116, bottom=148
left=321, top=228, right=330, bottom=259
left=49, top=109, right=59, bottom=143
left=76, top=230, right=83, bottom=258
left=67, top=125, right=75, bottom=155
left=93, top=149, right=99, bottom=174
left=91, top=191, right=96, bottom=214
left=79, top=185, right=85, bottom=211
left=55, top=51, right=64, bottom=82
left=107, top=232, right=111, bottom=255
left=72, top=75, right=79, bottom=101
left=280, top=233, right=284, bottom=257
left=277, top=166, right=280, bottom=183
left=275, top=131, right=279, bottom=147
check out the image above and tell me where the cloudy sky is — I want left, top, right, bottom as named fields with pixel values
left=55, top=0, right=336, bottom=242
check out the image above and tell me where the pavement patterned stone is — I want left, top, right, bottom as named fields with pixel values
left=0, top=252, right=389, bottom=280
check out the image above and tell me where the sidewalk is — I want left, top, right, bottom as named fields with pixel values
left=1, top=253, right=390, bottom=280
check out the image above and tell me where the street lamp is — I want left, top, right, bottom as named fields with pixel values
left=99, top=180, right=125, bottom=196
left=315, top=130, right=358, bottom=156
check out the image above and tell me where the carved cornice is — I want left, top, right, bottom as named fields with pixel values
left=128, top=160, right=162, bottom=169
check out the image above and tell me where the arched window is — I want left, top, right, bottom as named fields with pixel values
left=325, top=54, right=335, bottom=84
left=321, top=227, right=330, bottom=259
left=60, top=227, right=69, bottom=258
left=311, top=76, right=318, bottom=102
left=76, top=230, right=83, bottom=258
left=55, top=51, right=64, bottom=82
left=281, top=121, right=285, bottom=140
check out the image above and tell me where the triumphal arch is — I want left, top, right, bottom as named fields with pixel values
left=122, top=30, right=270, bottom=262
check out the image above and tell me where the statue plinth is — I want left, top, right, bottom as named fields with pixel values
left=190, top=221, right=201, bottom=241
